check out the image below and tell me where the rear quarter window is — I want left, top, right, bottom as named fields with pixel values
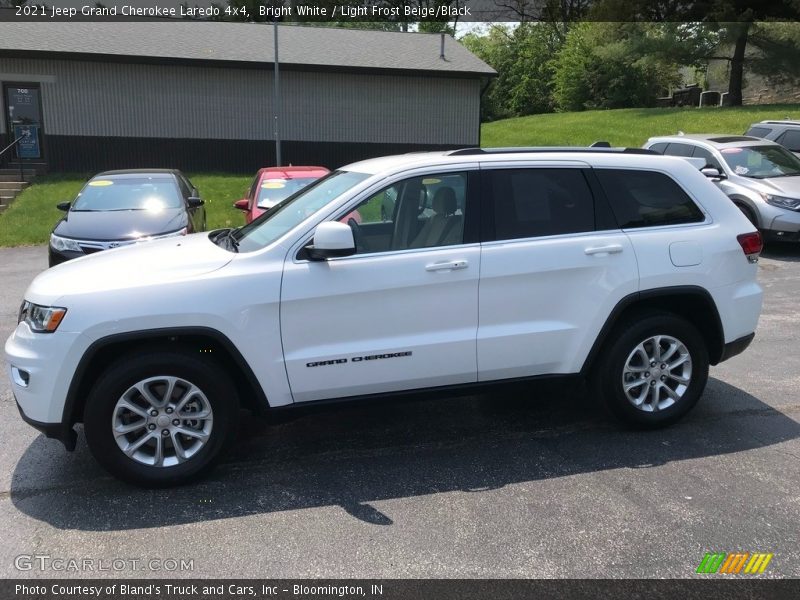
left=595, top=169, right=705, bottom=229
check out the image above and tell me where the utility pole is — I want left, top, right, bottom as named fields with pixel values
left=273, top=19, right=282, bottom=166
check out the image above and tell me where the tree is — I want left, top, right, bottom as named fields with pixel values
left=551, top=22, right=681, bottom=111
left=747, top=22, right=800, bottom=88
left=590, top=0, right=800, bottom=106
left=462, top=23, right=562, bottom=120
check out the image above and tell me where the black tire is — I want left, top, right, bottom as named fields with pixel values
left=590, top=312, right=709, bottom=429
left=83, top=349, right=239, bottom=487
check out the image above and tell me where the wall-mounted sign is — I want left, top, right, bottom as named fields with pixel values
left=13, top=125, right=41, bottom=159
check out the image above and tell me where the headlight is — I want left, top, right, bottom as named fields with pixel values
left=18, top=301, right=67, bottom=333
left=761, top=193, right=800, bottom=210
left=49, top=234, right=82, bottom=252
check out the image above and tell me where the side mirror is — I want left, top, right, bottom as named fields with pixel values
left=56, top=201, right=71, bottom=212
left=187, top=196, right=204, bottom=208
left=233, top=199, right=249, bottom=211
left=305, top=221, right=356, bottom=261
left=701, top=167, right=726, bottom=180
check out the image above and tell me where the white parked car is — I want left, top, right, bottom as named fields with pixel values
left=6, top=148, right=764, bottom=486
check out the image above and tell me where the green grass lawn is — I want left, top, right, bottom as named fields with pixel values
left=0, top=173, right=249, bottom=247
left=481, top=103, right=800, bottom=148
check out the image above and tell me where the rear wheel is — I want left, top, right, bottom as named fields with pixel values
left=591, top=312, right=709, bottom=428
left=83, top=350, right=239, bottom=487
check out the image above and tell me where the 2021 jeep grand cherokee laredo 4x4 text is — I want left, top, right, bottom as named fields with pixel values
left=6, top=148, right=763, bottom=486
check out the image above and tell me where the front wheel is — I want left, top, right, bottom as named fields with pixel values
left=591, top=313, right=709, bottom=428
left=83, top=350, right=239, bottom=487
left=735, top=203, right=759, bottom=229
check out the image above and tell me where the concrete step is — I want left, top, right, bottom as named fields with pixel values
left=0, top=181, right=27, bottom=190
left=3, top=162, right=47, bottom=173
left=0, top=166, right=41, bottom=173
left=0, top=173, right=37, bottom=182
left=0, top=168, right=40, bottom=211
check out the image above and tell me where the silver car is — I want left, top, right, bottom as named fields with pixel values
left=644, top=134, right=800, bottom=242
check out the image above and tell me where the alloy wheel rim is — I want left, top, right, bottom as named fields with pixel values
left=111, top=375, right=213, bottom=467
left=621, top=335, right=692, bottom=413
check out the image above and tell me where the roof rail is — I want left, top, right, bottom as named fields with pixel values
left=448, top=146, right=658, bottom=156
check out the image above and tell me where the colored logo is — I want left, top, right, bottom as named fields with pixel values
left=696, top=552, right=773, bottom=574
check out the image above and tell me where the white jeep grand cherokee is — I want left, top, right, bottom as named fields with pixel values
left=5, top=148, right=763, bottom=486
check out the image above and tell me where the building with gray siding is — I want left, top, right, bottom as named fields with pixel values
left=0, top=21, right=494, bottom=172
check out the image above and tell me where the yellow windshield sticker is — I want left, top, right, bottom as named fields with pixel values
left=262, top=181, right=286, bottom=189
left=422, top=178, right=441, bottom=185
left=89, top=180, right=114, bottom=187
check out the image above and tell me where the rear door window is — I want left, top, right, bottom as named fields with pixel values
left=595, top=169, right=705, bottom=229
left=485, top=168, right=596, bottom=241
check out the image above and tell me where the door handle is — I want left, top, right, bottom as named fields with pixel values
left=584, top=244, right=623, bottom=256
left=425, top=260, right=468, bottom=272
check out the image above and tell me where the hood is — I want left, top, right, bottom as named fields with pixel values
left=26, top=233, right=234, bottom=303
left=752, top=175, right=800, bottom=199
left=53, top=208, right=187, bottom=240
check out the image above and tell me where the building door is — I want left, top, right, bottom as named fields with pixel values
left=4, top=84, right=45, bottom=161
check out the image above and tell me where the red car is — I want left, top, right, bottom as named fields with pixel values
left=234, top=166, right=329, bottom=223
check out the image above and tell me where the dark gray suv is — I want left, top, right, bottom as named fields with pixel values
left=745, top=120, right=800, bottom=157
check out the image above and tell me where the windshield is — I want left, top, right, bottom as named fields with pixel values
left=73, top=177, right=182, bottom=211
left=720, top=145, right=800, bottom=179
left=234, top=170, right=370, bottom=253
left=257, top=177, right=319, bottom=208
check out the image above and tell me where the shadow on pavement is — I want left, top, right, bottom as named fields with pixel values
left=10, top=377, right=800, bottom=530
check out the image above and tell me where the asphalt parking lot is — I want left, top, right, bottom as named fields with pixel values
left=1, top=244, right=799, bottom=579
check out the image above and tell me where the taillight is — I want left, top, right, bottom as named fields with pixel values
left=737, top=231, right=763, bottom=262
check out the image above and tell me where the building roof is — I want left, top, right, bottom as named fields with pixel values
left=0, top=21, right=496, bottom=77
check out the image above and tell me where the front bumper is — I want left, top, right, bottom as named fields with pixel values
left=762, top=229, right=800, bottom=243
left=6, top=326, right=85, bottom=448
left=48, top=246, right=86, bottom=266
left=15, top=398, right=77, bottom=450
left=718, top=332, right=755, bottom=363
left=764, top=209, right=800, bottom=241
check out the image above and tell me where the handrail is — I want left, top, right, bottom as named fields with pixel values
left=0, top=134, right=26, bottom=160
left=0, top=133, right=29, bottom=182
